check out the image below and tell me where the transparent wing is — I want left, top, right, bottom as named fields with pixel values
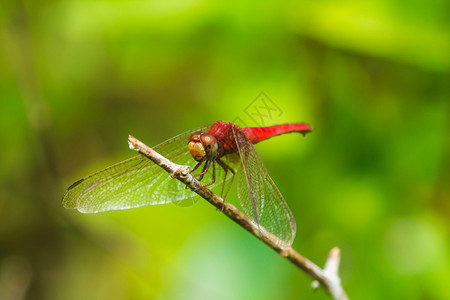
left=63, top=124, right=228, bottom=213
left=232, top=127, right=296, bottom=248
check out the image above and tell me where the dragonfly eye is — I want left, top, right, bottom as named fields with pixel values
left=188, top=140, right=206, bottom=161
left=188, top=132, right=218, bottom=161
left=189, top=131, right=202, bottom=142
left=200, top=133, right=218, bottom=157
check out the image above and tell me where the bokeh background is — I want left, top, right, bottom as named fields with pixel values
left=1, top=0, right=449, bottom=299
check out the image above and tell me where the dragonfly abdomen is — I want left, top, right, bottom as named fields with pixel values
left=243, top=123, right=312, bottom=144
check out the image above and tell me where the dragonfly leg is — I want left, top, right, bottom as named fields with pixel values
left=186, top=159, right=205, bottom=189
left=190, top=158, right=205, bottom=173
left=202, top=160, right=217, bottom=188
left=192, top=159, right=212, bottom=181
left=217, top=158, right=236, bottom=210
left=218, top=163, right=228, bottom=197
left=191, top=160, right=216, bottom=192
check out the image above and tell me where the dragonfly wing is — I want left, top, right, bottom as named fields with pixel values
left=63, top=125, right=212, bottom=213
left=232, top=127, right=296, bottom=248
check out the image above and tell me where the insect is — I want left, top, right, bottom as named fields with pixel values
left=63, top=121, right=312, bottom=247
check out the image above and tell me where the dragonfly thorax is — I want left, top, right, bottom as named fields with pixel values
left=188, top=132, right=219, bottom=161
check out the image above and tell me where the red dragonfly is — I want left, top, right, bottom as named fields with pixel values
left=63, top=121, right=312, bottom=247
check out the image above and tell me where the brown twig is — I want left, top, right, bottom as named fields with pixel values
left=128, top=135, right=349, bottom=300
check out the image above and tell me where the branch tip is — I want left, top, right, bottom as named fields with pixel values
left=128, top=135, right=138, bottom=150
left=325, top=246, right=341, bottom=276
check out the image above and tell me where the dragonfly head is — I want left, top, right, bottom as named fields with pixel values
left=188, top=132, right=218, bottom=161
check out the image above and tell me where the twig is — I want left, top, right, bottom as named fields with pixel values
left=128, top=135, right=349, bottom=300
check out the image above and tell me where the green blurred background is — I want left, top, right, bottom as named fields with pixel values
left=1, top=0, right=449, bottom=299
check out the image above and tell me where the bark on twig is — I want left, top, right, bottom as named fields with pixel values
left=128, top=135, right=349, bottom=300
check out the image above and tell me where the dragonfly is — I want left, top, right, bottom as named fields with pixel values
left=63, top=121, right=312, bottom=247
